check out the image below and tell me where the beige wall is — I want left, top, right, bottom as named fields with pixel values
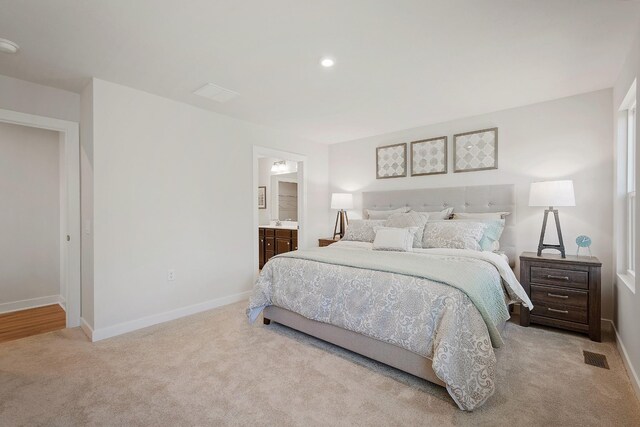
left=0, top=74, right=80, bottom=122
left=89, top=78, right=329, bottom=333
left=80, top=80, right=95, bottom=327
left=0, top=122, right=61, bottom=309
left=613, top=24, right=640, bottom=396
left=329, top=89, right=614, bottom=318
left=258, top=157, right=276, bottom=225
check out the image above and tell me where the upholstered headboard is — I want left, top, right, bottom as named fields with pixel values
left=362, top=184, right=516, bottom=266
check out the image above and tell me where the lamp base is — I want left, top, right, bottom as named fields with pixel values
left=537, top=207, right=566, bottom=258
left=333, top=210, right=349, bottom=239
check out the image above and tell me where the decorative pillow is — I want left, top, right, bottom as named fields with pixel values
left=453, top=212, right=510, bottom=220
left=422, top=221, right=488, bottom=251
left=342, top=219, right=386, bottom=242
left=372, top=227, right=416, bottom=252
left=384, top=212, right=429, bottom=248
left=366, top=206, right=410, bottom=220
left=412, top=207, right=453, bottom=220
left=452, top=218, right=506, bottom=252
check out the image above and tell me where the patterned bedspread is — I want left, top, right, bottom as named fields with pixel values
left=246, top=242, right=531, bottom=410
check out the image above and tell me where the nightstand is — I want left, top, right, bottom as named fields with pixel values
left=318, top=237, right=340, bottom=247
left=519, top=252, right=602, bottom=342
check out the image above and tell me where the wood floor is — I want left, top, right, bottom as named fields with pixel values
left=0, top=304, right=66, bottom=344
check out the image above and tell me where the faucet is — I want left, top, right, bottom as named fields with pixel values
left=273, top=219, right=282, bottom=226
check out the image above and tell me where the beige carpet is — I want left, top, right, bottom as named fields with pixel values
left=1, top=302, right=639, bottom=426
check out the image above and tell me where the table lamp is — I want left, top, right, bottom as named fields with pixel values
left=529, top=180, right=575, bottom=258
left=331, top=193, right=353, bottom=239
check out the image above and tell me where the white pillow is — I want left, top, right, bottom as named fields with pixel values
left=412, top=207, right=453, bottom=220
left=367, top=207, right=410, bottom=220
left=454, top=212, right=510, bottom=220
left=422, top=221, right=488, bottom=251
left=384, top=212, right=429, bottom=248
left=342, top=220, right=386, bottom=242
left=373, top=227, right=416, bottom=252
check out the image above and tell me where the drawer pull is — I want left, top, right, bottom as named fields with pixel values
left=546, top=275, right=570, bottom=281
left=548, top=308, right=569, bottom=314
left=547, top=293, right=569, bottom=299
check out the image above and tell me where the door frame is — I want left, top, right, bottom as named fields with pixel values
left=0, top=108, right=81, bottom=328
left=253, top=146, right=307, bottom=275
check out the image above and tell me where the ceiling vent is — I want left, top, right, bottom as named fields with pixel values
left=192, top=83, right=239, bottom=103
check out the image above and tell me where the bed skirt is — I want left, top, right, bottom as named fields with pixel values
left=263, top=305, right=447, bottom=387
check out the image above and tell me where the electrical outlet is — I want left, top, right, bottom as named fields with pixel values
left=167, top=269, right=176, bottom=281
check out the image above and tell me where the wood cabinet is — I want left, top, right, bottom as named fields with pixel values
left=259, top=229, right=265, bottom=269
left=519, top=252, right=601, bottom=342
left=259, top=227, right=297, bottom=268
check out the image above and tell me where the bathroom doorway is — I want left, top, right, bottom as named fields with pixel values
left=253, top=147, right=307, bottom=273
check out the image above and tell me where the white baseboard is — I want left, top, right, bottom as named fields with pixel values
left=0, top=295, right=65, bottom=314
left=607, top=320, right=640, bottom=401
left=90, top=290, right=252, bottom=342
left=80, top=317, right=94, bottom=340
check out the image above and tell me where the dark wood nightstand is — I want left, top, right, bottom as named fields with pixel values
left=318, top=237, right=340, bottom=247
left=519, top=252, right=602, bottom=342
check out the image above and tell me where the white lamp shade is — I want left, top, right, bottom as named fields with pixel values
left=529, top=180, right=575, bottom=207
left=331, top=193, right=353, bottom=210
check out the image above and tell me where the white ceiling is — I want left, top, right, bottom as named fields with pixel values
left=0, top=0, right=639, bottom=144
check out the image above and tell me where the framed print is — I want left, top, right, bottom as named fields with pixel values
left=376, top=143, right=407, bottom=179
left=258, top=186, right=267, bottom=209
left=453, top=127, right=498, bottom=173
left=410, top=136, right=447, bottom=176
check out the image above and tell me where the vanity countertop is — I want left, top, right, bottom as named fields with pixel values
left=259, top=225, right=298, bottom=230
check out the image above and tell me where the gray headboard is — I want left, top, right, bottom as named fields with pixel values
left=362, top=184, right=516, bottom=266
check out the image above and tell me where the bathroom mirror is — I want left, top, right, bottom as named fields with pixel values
left=270, top=173, right=298, bottom=221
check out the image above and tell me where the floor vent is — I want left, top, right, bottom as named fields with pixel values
left=583, top=351, right=609, bottom=369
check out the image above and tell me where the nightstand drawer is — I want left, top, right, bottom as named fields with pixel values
left=530, top=266, right=588, bottom=289
left=531, top=303, right=587, bottom=324
left=531, top=285, right=588, bottom=309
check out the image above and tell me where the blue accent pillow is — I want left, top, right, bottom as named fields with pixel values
left=451, top=218, right=505, bottom=251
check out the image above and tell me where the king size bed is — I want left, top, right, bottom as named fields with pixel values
left=247, top=185, right=532, bottom=411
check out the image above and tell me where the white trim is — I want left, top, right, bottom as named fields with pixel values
left=89, top=291, right=252, bottom=342
left=0, top=108, right=81, bottom=329
left=0, top=295, right=65, bottom=315
left=617, top=272, right=636, bottom=294
left=606, top=319, right=640, bottom=401
left=80, top=317, right=94, bottom=340
left=253, top=146, right=308, bottom=276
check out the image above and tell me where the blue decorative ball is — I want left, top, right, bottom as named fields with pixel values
left=576, top=235, right=592, bottom=248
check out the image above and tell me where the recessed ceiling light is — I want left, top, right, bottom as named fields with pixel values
left=0, top=38, right=19, bottom=54
left=320, top=57, right=335, bottom=68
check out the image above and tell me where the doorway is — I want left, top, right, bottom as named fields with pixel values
left=0, top=108, right=80, bottom=331
left=253, top=146, right=307, bottom=274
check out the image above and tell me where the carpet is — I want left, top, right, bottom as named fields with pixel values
left=0, top=301, right=638, bottom=426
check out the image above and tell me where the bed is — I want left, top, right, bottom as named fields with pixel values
left=247, top=185, right=531, bottom=411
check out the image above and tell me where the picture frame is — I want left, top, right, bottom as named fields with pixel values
left=376, top=143, right=407, bottom=179
left=410, top=136, right=447, bottom=176
left=258, top=186, right=267, bottom=209
left=453, top=127, right=498, bottom=173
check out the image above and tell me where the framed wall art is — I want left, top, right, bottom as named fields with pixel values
left=453, top=127, right=498, bottom=173
left=376, top=143, right=407, bottom=179
left=410, top=136, right=447, bottom=176
left=258, top=186, right=267, bottom=209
